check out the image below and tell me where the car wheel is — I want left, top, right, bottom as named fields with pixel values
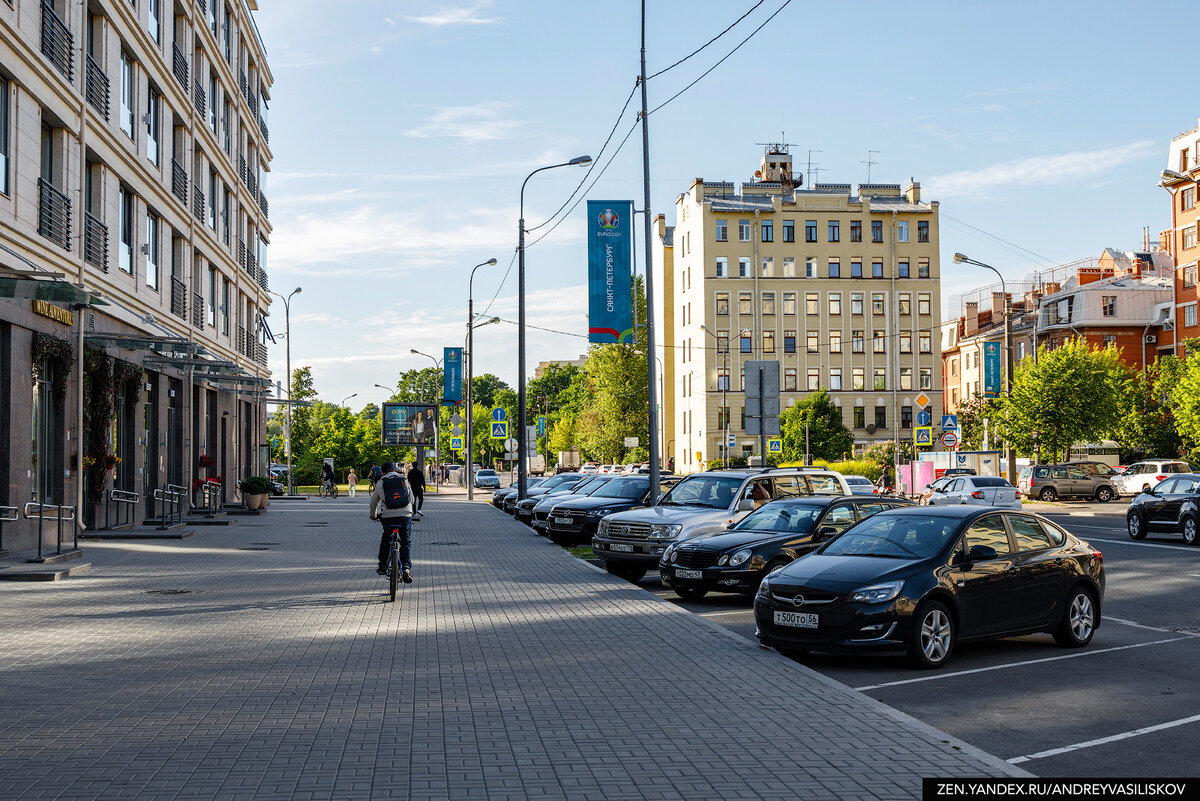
left=907, top=600, right=955, bottom=669
left=673, top=587, right=708, bottom=600
left=1095, top=487, right=1114, bottom=503
left=1183, top=516, right=1199, bottom=546
left=605, top=563, right=646, bottom=583
left=1053, top=586, right=1097, bottom=647
left=1038, top=487, right=1057, bottom=502
left=1127, top=511, right=1147, bottom=540
left=777, top=647, right=809, bottom=659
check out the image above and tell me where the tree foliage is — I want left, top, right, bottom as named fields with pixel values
left=1115, top=359, right=1183, bottom=461
left=779, top=389, right=854, bottom=462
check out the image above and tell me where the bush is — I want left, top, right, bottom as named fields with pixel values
left=239, top=475, right=274, bottom=494
left=779, top=458, right=883, bottom=482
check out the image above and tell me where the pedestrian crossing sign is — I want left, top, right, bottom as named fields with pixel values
left=914, top=426, right=933, bottom=446
left=767, top=438, right=782, bottom=454
left=450, top=437, right=463, bottom=451
left=491, top=421, right=508, bottom=439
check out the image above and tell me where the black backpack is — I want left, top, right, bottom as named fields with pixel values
left=380, top=474, right=410, bottom=509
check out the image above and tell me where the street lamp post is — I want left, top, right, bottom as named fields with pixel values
left=518, top=155, right=591, bottom=501
left=467, top=259, right=497, bottom=499
left=411, top=349, right=443, bottom=490
left=953, top=253, right=1016, bottom=482
left=340, top=393, right=357, bottom=408
left=270, top=287, right=302, bottom=494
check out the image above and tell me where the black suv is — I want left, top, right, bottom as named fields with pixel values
left=661, top=496, right=911, bottom=599
left=546, top=476, right=678, bottom=546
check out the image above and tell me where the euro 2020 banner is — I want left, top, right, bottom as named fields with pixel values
left=983, top=341, right=1001, bottom=398
left=587, top=200, right=634, bottom=344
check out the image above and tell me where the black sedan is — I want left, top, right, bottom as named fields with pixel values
left=546, top=476, right=679, bottom=546
left=504, top=473, right=581, bottom=516
left=1127, top=472, right=1200, bottom=545
left=525, top=475, right=617, bottom=530
left=492, top=478, right=545, bottom=510
left=661, top=496, right=911, bottom=600
left=754, top=506, right=1104, bottom=668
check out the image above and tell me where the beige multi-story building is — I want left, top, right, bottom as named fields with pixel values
left=656, top=145, right=943, bottom=473
left=0, top=0, right=274, bottom=549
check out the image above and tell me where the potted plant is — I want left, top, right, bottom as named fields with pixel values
left=239, top=476, right=273, bottom=510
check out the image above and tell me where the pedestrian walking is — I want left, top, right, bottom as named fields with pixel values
left=347, top=468, right=358, bottom=498
left=407, top=461, right=426, bottom=518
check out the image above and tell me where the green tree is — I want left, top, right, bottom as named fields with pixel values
left=779, top=389, right=854, bottom=462
left=471, top=374, right=510, bottom=407
left=392, top=367, right=443, bottom=404
left=995, top=339, right=1129, bottom=462
left=271, top=366, right=318, bottom=464
left=358, top=402, right=380, bottom=422
left=955, top=394, right=991, bottom=451
left=1115, top=359, right=1182, bottom=461
left=1170, top=352, right=1200, bottom=459
left=309, top=408, right=364, bottom=478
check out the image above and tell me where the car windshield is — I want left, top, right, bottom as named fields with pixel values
left=477, top=470, right=497, bottom=477
left=847, top=478, right=872, bottom=486
left=821, top=515, right=958, bottom=559
left=544, top=474, right=580, bottom=487
left=658, top=476, right=744, bottom=509
left=734, top=504, right=823, bottom=533
left=579, top=477, right=619, bottom=495
left=593, top=477, right=648, bottom=500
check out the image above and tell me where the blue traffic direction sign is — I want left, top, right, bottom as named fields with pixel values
left=490, top=421, right=508, bottom=439
left=491, top=407, right=507, bottom=422
left=915, top=410, right=932, bottom=427
left=941, top=415, right=958, bottom=431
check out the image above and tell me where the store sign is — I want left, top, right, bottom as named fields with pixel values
left=32, top=300, right=74, bottom=326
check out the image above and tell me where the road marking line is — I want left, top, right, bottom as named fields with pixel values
left=854, top=636, right=1195, bottom=692
left=1075, top=538, right=1200, bottom=554
left=1105, top=616, right=1180, bottom=634
left=1008, top=713, right=1200, bottom=764
left=699, top=610, right=752, bottom=617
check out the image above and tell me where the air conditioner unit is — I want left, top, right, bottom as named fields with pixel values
left=1145, top=335, right=1157, bottom=344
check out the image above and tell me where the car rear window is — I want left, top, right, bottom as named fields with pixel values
left=1164, top=463, right=1191, bottom=474
left=972, top=477, right=1012, bottom=487
left=1034, top=467, right=1050, bottom=478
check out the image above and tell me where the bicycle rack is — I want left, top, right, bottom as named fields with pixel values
left=22, top=502, right=77, bottom=560
left=0, top=506, right=18, bottom=553
left=154, top=485, right=187, bottom=529
left=104, top=489, right=140, bottom=530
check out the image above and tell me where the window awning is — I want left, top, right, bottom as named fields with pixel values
left=0, top=272, right=109, bottom=306
left=84, top=333, right=208, bottom=358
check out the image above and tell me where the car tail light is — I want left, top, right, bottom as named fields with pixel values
left=1156, top=475, right=1167, bottom=482
left=1092, top=549, right=1103, bottom=563
left=971, top=490, right=985, bottom=499
left=1015, top=490, right=1023, bottom=499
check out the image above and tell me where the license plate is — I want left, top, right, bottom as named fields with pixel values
left=675, top=569, right=702, bottom=580
left=773, top=611, right=819, bottom=629
left=552, top=517, right=572, bottom=525
left=610, top=543, right=634, bottom=552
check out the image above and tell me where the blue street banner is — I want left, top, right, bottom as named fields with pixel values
left=983, top=341, right=1002, bottom=398
left=537, top=416, right=546, bottom=437
left=587, top=200, right=634, bottom=343
left=443, top=347, right=463, bottom=403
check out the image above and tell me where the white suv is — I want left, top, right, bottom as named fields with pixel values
left=1114, top=460, right=1192, bottom=495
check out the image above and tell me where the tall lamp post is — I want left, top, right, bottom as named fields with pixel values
left=517, top=155, right=591, bottom=500
left=340, top=393, right=357, bottom=408
left=953, top=253, right=1016, bottom=482
left=270, top=286, right=302, bottom=494
left=465, top=315, right=500, bottom=497
left=374, top=383, right=392, bottom=401
left=467, top=258, right=498, bottom=498
left=411, top=349, right=443, bottom=489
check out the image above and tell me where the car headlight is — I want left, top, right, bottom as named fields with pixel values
left=756, top=574, right=772, bottom=600
left=717, top=554, right=729, bottom=566
left=668, top=548, right=679, bottom=564
left=849, top=580, right=904, bottom=604
left=649, top=523, right=683, bottom=540
left=590, top=507, right=616, bottom=517
left=598, top=520, right=609, bottom=536
left=728, top=548, right=753, bottom=567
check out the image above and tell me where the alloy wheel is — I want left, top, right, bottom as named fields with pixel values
left=1069, top=592, right=1094, bottom=642
left=920, top=609, right=952, bottom=663
left=1184, top=517, right=1198, bottom=546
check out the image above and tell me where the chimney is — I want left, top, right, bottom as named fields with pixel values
left=1077, top=263, right=1101, bottom=285
left=905, top=179, right=921, bottom=203
left=991, top=291, right=1009, bottom=322
left=964, top=302, right=979, bottom=336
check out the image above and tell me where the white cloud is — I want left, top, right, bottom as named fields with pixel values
left=404, top=102, right=522, bottom=143
left=392, top=3, right=502, bottom=27
left=925, top=141, right=1156, bottom=199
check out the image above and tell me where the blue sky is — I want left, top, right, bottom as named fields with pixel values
left=255, top=0, right=1190, bottom=407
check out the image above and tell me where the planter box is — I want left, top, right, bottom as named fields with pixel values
left=244, top=493, right=268, bottom=511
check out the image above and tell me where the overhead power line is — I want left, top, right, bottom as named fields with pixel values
left=646, top=0, right=766, bottom=80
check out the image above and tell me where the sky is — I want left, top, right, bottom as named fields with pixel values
left=253, top=0, right=1193, bottom=409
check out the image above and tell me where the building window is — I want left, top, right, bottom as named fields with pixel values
left=762, top=257, right=774, bottom=277
left=716, top=256, right=726, bottom=277
left=898, top=260, right=910, bottom=278
left=828, top=220, right=840, bottom=242
left=900, top=367, right=913, bottom=390
left=828, top=293, right=841, bottom=315
left=852, top=330, right=864, bottom=353
left=784, top=368, right=797, bottom=391
left=783, top=257, right=795, bottom=277
left=872, top=260, right=883, bottom=278
left=852, top=368, right=866, bottom=392
left=739, top=257, right=750, bottom=277
left=208, top=169, right=217, bottom=230
left=1184, top=266, right=1196, bottom=288
left=851, top=261, right=863, bottom=278
left=1018, top=342, right=1026, bottom=361
left=146, top=87, right=160, bottom=164
left=740, top=333, right=752, bottom=353
left=761, top=220, right=773, bottom=242
left=739, top=291, right=752, bottom=315
left=223, top=3, right=231, bottom=61
left=829, top=331, right=842, bottom=353
left=875, top=406, right=887, bottom=428
left=828, top=260, right=840, bottom=278
left=762, top=292, right=775, bottom=315
left=119, top=186, right=134, bottom=273
left=807, top=368, right=820, bottom=391
left=209, top=0, right=219, bottom=36
left=850, top=220, right=862, bottom=242
left=1102, top=334, right=1116, bottom=348
left=918, top=260, right=930, bottom=278
left=897, top=220, right=909, bottom=242
left=146, top=211, right=159, bottom=289
left=208, top=73, right=218, bottom=133
left=782, top=219, right=794, bottom=242
left=1102, top=295, right=1116, bottom=317
left=1184, top=188, right=1196, bottom=211
left=207, top=267, right=217, bottom=326
left=873, top=330, right=885, bottom=353
left=717, top=331, right=729, bottom=354
left=805, top=258, right=817, bottom=278
left=1186, top=303, right=1198, bottom=328
left=853, top=405, right=865, bottom=427
left=900, top=332, right=911, bottom=353
left=782, top=292, right=796, bottom=315
left=919, top=331, right=932, bottom=353
left=898, top=293, right=911, bottom=315
left=805, top=292, right=818, bottom=315
left=222, top=276, right=230, bottom=334
left=715, top=219, right=727, bottom=241
left=716, top=291, right=729, bottom=315
left=901, top=405, right=913, bottom=428
left=717, top=369, right=730, bottom=391
left=918, top=221, right=929, bottom=243
left=871, top=220, right=883, bottom=242
left=148, top=0, right=161, bottom=41
left=223, top=100, right=232, bottom=155
left=0, top=77, right=8, bottom=195
left=120, top=51, right=135, bottom=139
left=851, top=293, right=864, bottom=315
left=830, top=368, right=842, bottom=390
left=223, top=186, right=231, bottom=244
left=807, top=331, right=818, bottom=353
left=805, top=220, right=817, bottom=242
left=872, top=293, right=885, bottom=315
left=783, top=331, right=796, bottom=353
left=1185, top=228, right=1197, bottom=250
left=918, top=293, right=931, bottom=316
left=920, top=368, right=932, bottom=390
left=738, top=219, right=751, bottom=241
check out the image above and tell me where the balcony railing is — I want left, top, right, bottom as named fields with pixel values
left=171, top=277, right=187, bottom=320
left=257, top=191, right=268, bottom=220
left=246, top=251, right=257, bottom=280
left=253, top=342, right=267, bottom=366
left=38, top=178, right=71, bottom=251
left=85, top=55, right=109, bottom=119
left=171, top=159, right=188, bottom=205
left=237, top=239, right=247, bottom=270
left=258, top=117, right=269, bottom=144
left=193, top=77, right=205, bottom=118
left=257, top=265, right=268, bottom=293
left=192, top=185, right=204, bottom=224
left=172, top=43, right=188, bottom=90
left=247, top=172, right=258, bottom=198
left=40, top=1, right=74, bottom=82
left=238, top=154, right=247, bottom=187
left=239, top=70, right=248, bottom=104
left=196, top=0, right=207, bottom=20
left=83, top=211, right=108, bottom=270
left=191, top=292, right=204, bottom=329
left=236, top=325, right=247, bottom=355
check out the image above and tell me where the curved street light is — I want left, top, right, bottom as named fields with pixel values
left=340, top=393, right=357, bottom=408
left=269, top=286, right=302, bottom=494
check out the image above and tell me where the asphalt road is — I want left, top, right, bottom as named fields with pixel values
left=629, top=510, right=1200, bottom=779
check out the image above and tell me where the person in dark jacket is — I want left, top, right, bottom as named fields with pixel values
left=406, top=462, right=426, bottom=517
left=369, top=462, right=413, bottom=582
left=368, top=463, right=382, bottom=490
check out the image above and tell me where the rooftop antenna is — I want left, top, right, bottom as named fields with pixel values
left=807, top=149, right=822, bottom=187
left=862, top=149, right=879, bottom=183
left=811, top=165, right=825, bottom=184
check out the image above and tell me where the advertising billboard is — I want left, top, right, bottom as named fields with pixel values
left=382, top=403, right=438, bottom=446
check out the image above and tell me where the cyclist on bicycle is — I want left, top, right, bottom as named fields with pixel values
left=321, top=461, right=336, bottom=494
left=369, top=461, right=413, bottom=583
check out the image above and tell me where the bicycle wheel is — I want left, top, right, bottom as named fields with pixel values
left=389, top=544, right=399, bottom=602
left=332, top=485, right=338, bottom=498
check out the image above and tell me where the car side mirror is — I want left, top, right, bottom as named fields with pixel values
left=815, top=526, right=838, bottom=541
left=1141, top=487, right=1154, bottom=495
left=737, top=499, right=754, bottom=512
left=966, top=544, right=998, bottom=562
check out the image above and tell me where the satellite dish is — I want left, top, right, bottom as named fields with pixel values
left=754, top=170, right=762, bottom=178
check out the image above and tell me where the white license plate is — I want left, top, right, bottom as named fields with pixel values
left=552, top=517, right=572, bottom=525
left=675, top=569, right=702, bottom=580
left=610, top=543, right=634, bottom=552
left=773, top=610, right=819, bottom=629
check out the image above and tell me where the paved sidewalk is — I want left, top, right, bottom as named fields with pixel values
left=0, top=495, right=1025, bottom=800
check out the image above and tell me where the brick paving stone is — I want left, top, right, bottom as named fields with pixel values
left=0, top=494, right=1027, bottom=800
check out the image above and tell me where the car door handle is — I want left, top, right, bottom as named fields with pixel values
left=956, top=580, right=965, bottom=587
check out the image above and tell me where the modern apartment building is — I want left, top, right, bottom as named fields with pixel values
left=657, top=145, right=942, bottom=473
left=1159, top=117, right=1200, bottom=351
left=0, top=0, right=274, bottom=550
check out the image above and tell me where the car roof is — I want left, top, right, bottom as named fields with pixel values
left=878, top=505, right=996, bottom=519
